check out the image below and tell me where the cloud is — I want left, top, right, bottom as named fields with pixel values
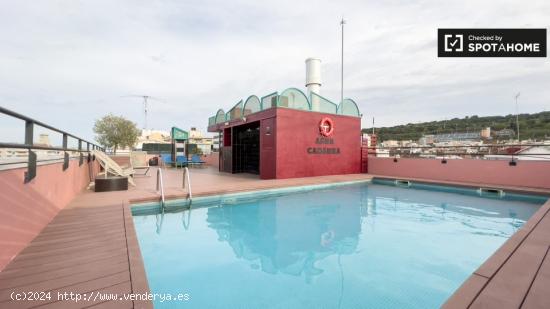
left=0, top=0, right=549, bottom=142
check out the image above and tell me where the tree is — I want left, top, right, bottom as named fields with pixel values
left=94, top=114, right=140, bottom=154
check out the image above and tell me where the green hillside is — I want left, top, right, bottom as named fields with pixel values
left=362, top=111, right=550, bottom=142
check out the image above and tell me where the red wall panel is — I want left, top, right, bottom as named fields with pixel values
left=0, top=159, right=99, bottom=271
left=275, top=109, right=361, bottom=179
left=260, top=117, right=276, bottom=179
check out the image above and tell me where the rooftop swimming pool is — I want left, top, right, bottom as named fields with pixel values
left=131, top=180, right=547, bottom=309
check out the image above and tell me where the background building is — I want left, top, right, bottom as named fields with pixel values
left=135, top=129, right=171, bottom=150
left=188, top=127, right=213, bottom=155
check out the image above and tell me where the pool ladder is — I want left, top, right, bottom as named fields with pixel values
left=156, top=168, right=166, bottom=212
left=156, top=167, right=193, bottom=213
left=183, top=167, right=193, bottom=205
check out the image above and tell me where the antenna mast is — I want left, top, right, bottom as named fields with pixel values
left=120, top=95, right=164, bottom=130
left=340, top=18, right=346, bottom=104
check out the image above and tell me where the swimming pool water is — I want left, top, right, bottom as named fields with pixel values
left=132, top=182, right=543, bottom=308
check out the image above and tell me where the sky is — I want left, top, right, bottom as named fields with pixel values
left=1, top=0, right=549, bottom=145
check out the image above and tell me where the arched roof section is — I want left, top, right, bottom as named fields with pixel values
left=243, top=95, right=261, bottom=116
left=310, top=92, right=337, bottom=114
left=227, top=100, right=243, bottom=120
left=215, top=109, right=226, bottom=123
left=279, top=88, right=310, bottom=111
left=261, top=92, right=278, bottom=110
left=337, top=98, right=360, bottom=117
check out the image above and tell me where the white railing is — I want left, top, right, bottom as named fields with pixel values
left=156, top=168, right=165, bottom=212
left=183, top=167, right=192, bottom=203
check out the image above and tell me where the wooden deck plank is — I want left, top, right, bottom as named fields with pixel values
left=522, top=246, right=550, bottom=309
left=0, top=259, right=128, bottom=290
left=0, top=262, right=129, bottom=302
left=470, top=207, right=550, bottom=309
left=4, top=247, right=128, bottom=270
left=0, top=272, right=131, bottom=309
left=21, top=230, right=126, bottom=248
left=0, top=250, right=128, bottom=277
left=442, top=274, right=488, bottom=309
left=0, top=197, right=136, bottom=308
left=474, top=228, right=531, bottom=279
left=34, top=281, right=132, bottom=309
left=122, top=202, right=151, bottom=309
left=87, top=299, right=134, bottom=309
left=18, top=238, right=127, bottom=260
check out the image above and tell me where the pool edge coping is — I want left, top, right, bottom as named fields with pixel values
left=123, top=200, right=154, bottom=309
left=130, top=179, right=373, bottom=211
left=370, top=174, right=550, bottom=196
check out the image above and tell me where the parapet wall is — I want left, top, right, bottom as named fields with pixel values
left=203, top=152, right=219, bottom=167
left=0, top=159, right=99, bottom=271
left=368, top=157, right=550, bottom=190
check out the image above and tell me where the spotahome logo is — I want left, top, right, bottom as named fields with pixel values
left=438, top=29, right=546, bottom=57
left=444, top=34, right=463, bottom=52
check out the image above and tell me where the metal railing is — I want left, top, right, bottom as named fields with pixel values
left=156, top=168, right=166, bottom=212
left=366, top=144, right=550, bottom=161
left=0, top=106, right=104, bottom=182
left=182, top=167, right=192, bottom=203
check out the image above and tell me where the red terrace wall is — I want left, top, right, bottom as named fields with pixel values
left=275, top=109, right=361, bottom=179
left=368, top=157, right=550, bottom=190
left=203, top=152, right=219, bottom=167
left=0, top=159, right=99, bottom=271
left=110, top=155, right=130, bottom=167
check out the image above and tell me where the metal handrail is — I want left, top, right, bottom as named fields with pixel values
left=0, top=106, right=103, bottom=151
left=0, top=142, right=94, bottom=153
left=182, top=167, right=192, bottom=203
left=366, top=144, right=550, bottom=159
left=156, top=168, right=166, bottom=212
left=367, top=144, right=549, bottom=150
left=0, top=106, right=104, bottom=183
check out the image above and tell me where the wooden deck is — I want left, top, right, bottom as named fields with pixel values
left=0, top=203, right=136, bottom=308
left=0, top=167, right=372, bottom=308
left=444, top=198, right=550, bottom=309
left=1, top=166, right=549, bottom=308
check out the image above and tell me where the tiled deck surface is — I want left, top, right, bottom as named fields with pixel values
left=1, top=166, right=549, bottom=308
left=0, top=166, right=372, bottom=308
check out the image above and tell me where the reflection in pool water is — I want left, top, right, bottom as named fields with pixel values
left=133, top=183, right=541, bottom=309
left=206, top=195, right=361, bottom=284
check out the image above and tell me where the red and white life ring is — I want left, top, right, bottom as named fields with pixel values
left=319, top=117, right=334, bottom=137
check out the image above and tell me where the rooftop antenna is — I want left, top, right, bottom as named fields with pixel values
left=120, top=95, right=165, bottom=130
left=340, top=17, right=346, bottom=104
left=515, top=92, right=520, bottom=142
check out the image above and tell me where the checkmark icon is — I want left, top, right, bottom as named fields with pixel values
left=449, top=39, right=459, bottom=47
left=444, top=34, right=463, bottom=52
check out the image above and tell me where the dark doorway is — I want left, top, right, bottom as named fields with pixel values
left=232, top=121, right=260, bottom=174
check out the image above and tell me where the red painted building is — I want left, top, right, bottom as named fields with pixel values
left=207, top=88, right=362, bottom=179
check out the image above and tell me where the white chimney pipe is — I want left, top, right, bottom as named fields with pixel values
left=305, top=58, right=321, bottom=111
